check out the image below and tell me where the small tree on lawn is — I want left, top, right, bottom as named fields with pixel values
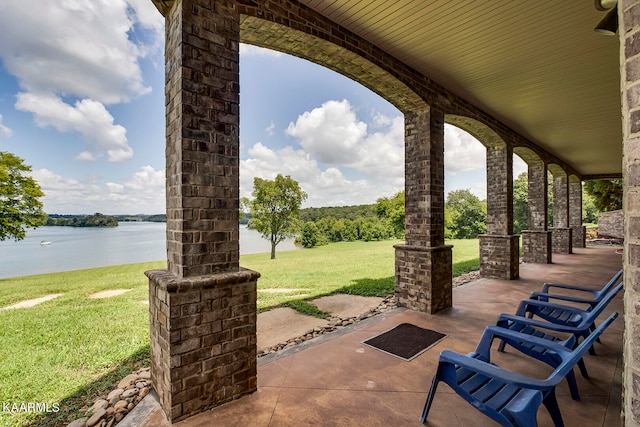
left=248, top=174, right=307, bottom=259
left=0, top=151, right=46, bottom=240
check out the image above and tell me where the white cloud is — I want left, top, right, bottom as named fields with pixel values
left=444, top=125, right=486, bottom=175
left=0, top=0, right=163, bottom=162
left=32, top=166, right=165, bottom=214
left=0, top=114, right=11, bottom=138
left=265, top=122, right=275, bottom=136
left=286, top=99, right=367, bottom=164
left=0, top=0, right=160, bottom=104
left=285, top=100, right=404, bottom=184
left=240, top=142, right=400, bottom=207
left=16, top=93, right=132, bottom=162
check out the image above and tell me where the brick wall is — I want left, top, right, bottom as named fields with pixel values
left=404, top=107, right=445, bottom=247
left=527, top=160, right=548, bottom=231
left=486, top=145, right=513, bottom=235
left=395, top=106, right=452, bottom=313
left=522, top=231, right=552, bottom=263
left=147, top=268, right=259, bottom=422
left=394, top=244, right=452, bottom=313
left=553, top=173, right=569, bottom=228
left=165, top=0, right=241, bottom=277
left=479, top=235, right=520, bottom=279
left=552, top=228, right=572, bottom=254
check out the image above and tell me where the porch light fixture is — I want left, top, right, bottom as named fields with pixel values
left=594, top=4, right=618, bottom=35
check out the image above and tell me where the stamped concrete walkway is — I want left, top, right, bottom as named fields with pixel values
left=125, top=245, right=623, bottom=427
left=257, top=295, right=383, bottom=350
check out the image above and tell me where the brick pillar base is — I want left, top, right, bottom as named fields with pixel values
left=521, top=230, right=552, bottom=264
left=551, top=228, right=573, bottom=254
left=394, top=244, right=452, bottom=314
left=479, top=235, right=520, bottom=279
left=146, top=268, right=260, bottom=423
left=572, top=225, right=586, bottom=248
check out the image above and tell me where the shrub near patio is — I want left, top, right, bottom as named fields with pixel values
left=0, top=239, right=479, bottom=426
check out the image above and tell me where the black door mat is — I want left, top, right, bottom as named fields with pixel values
left=362, top=323, right=447, bottom=361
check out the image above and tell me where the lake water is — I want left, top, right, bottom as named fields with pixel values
left=0, top=223, right=299, bottom=279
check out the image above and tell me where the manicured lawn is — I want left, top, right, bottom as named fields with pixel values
left=0, top=239, right=479, bottom=426
left=243, top=238, right=479, bottom=311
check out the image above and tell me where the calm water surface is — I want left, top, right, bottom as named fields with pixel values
left=0, top=223, right=299, bottom=279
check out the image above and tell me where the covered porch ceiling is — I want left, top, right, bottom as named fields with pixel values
left=298, top=0, right=622, bottom=178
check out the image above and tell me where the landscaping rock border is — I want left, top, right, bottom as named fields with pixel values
left=66, top=368, right=152, bottom=427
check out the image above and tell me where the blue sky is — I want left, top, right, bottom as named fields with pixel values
left=0, top=1, right=526, bottom=215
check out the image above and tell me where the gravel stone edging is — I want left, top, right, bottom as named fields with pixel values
left=65, top=368, right=152, bottom=427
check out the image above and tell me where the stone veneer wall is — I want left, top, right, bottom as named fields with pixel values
left=147, top=268, right=259, bottom=422
left=598, top=209, right=624, bottom=239
left=621, top=1, right=640, bottom=423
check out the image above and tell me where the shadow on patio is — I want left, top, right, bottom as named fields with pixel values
left=133, top=245, right=623, bottom=426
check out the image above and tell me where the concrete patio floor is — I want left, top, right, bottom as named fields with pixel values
left=131, top=245, right=624, bottom=426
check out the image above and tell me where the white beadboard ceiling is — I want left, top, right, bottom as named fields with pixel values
left=299, top=0, right=622, bottom=177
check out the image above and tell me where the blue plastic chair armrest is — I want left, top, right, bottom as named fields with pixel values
left=529, top=292, right=598, bottom=306
left=497, top=313, right=585, bottom=335
left=439, top=350, right=551, bottom=390
left=541, top=282, right=600, bottom=295
left=515, top=298, right=588, bottom=318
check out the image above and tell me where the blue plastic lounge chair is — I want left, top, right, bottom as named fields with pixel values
left=420, top=312, right=618, bottom=427
left=529, top=269, right=622, bottom=309
left=493, top=281, right=623, bottom=401
left=499, top=282, right=623, bottom=356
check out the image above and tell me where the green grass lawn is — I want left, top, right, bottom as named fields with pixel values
left=0, top=239, right=478, bottom=427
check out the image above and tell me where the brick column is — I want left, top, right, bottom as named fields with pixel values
left=569, top=177, right=586, bottom=248
left=551, top=172, right=572, bottom=254
left=395, top=106, right=452, bottom=314
left=621, top=2, right=640, bottom=423
left=479, top=144, right=519, bottom=279
left=522, top=160, right=552, bottom=263
left=146, top=0, right=259, bottom=422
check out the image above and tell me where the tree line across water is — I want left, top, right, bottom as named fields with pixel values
left=0, top=150, right=622, bottom=247
left=243, top=173, right=622, bottom=258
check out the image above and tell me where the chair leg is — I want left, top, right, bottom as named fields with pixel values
left=498, top=339, right=507, bottom=352
left=577, top=358, right=589, bottom=379
left=584, top=330, right=597, bottom=356
left=565, top=369, right=580, bottom=401
left=542, top=388, right=564, bottom=427
left=420, top=375, right=440, bottom=423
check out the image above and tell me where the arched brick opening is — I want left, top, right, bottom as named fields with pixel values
left=446, top=115, right=519, bottom=280
left=239, top=16, right=453, bottom=314
left=239, top=16, right=424, bottom=114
